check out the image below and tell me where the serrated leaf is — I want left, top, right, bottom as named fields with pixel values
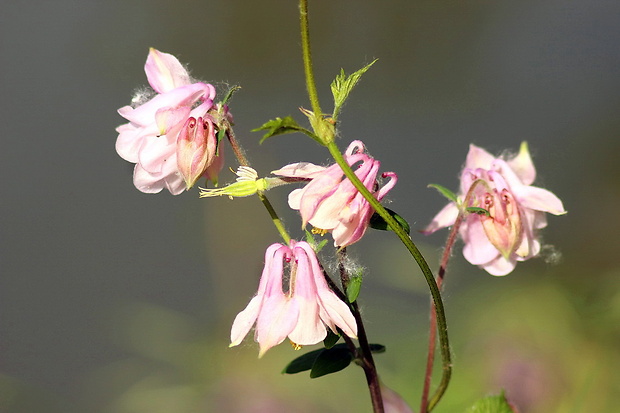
left=310, top=347, right=353, bottom=378
left=464, top=392, right=514, bottom=413
left=282, top=349, right=324, bottom=374
left=323, top=330, right=340, bottom=349
left=331, top=60, right=377, bottom=120
left=252, top=116, right=317, bottom=144
left=346, top=275, right=362, bottom=303
left=428, top=184, right=459, bottom=203
left=466, top=207, right=490, bottom=216
left=368, top=343, right=386, bottom=354
left=369, top=208, right=411, bottom=234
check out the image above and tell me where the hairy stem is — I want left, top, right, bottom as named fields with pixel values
left=338, top=249, right=384, bottom=413
left=299, top=0, right=322, bottom=117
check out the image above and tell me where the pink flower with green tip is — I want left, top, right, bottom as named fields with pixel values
left=230, top=241, right=357, bottom=357
left=425, top=142, right=566, bottom=276
left=272, top=141, right=397, bottom=247
left=116, top=48, right=223, bottom=194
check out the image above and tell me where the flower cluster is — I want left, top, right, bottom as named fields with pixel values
left=425, top=143, right=566, bottom=275
left=116, top=48, right=224, bottom=194
left=229, top=240, right=358, bottom=357
left=273, top=140, right=397, bottom=247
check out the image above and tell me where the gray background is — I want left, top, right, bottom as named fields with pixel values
left=1, top=0, right=619, bottom=412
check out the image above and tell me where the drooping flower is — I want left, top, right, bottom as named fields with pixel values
left=230, top=240, right=357, bottom=357
left=115, top=48, right=224, bottom=194
left=272, top=141, right=397, bottom=247
left=424, top=142, right=566, bottom=276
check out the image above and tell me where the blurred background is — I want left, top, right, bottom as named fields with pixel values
left=1, top=0, right=619, bottom=412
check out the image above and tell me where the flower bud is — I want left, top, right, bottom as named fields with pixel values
left=176, top=116, right=217, bottom=189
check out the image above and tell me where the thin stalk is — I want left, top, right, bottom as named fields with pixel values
left=338, top=249, right=384, bottom=413
left=224, top=123, right=291, bottom=245
left=420, top=179, right=487, bottom=411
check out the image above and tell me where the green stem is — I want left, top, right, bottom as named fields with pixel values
left=299, top=0, right=322, bottom=117
left=326, top=141, right=452, bottom=411
left=258, top=192, right=291, bottom=245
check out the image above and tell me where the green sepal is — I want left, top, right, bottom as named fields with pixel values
left=369, top=208, right=411, bottom=235
left=282, top=343, right=386, bottom=377
left=220, top=85, right=241, bottom=106
left=309, top=346, right=353, bottom=378
left=253, top=116, right=318, bottom=144
left=428, top=184, right=459, bottom=203
left=464, top=392, right=515, bottom=413
left=368, top=343, right=386, bottom=353
left=466, top=207, right=490, bottom=216
left=282, top=349, right=323, bottom=374
left=304, top=230, right=329, bottom=252
left=331, top=59, right=378, bottom=121
left=346, top=273, right=363, bottom=303
left=323, top=330, right=340, bottom=349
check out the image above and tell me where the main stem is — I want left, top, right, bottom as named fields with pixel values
left=328, top=142, right=452, bottom=411
left=299, top=0, right=451, bottom=409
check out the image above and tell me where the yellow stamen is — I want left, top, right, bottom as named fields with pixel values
left=311, top=227, right=328, bottom=236
left=290, top=340, right=303, bottom=351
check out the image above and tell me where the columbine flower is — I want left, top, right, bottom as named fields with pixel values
left=115, top=48, right=223, bottom=194
left=230, top=240, right=357, bottom=357
left=424, top=142, right=566, bottom=276
left=272, top=140, right=397, bottom=247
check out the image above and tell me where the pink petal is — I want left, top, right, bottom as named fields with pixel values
left=145, top=48, right=192, bottom=93
left=462, top=219, right=501, bottom=265
left=514, top=185, right=566, bottom=215
left=132, top=164, right=166, bottom=193
left=507, top=141, right=536, bottom=185
left=465, top=144, right=496, bottom=170
left=229, top=295, right=263, bottom=347
left=423, top=202, right=459, bottom=235
left=138, top=135, right=176, bottom=174
left=481, top=254, right=517, bottom=276
left=115, top=122, right=147, bottom=163
left=271, top=162, right=327, bottom=179
left=256, top=296, right=299, bottom=358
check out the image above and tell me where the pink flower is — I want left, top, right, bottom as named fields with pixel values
left=425, top=143, right=566, bottom=276
left=272, top=141, right=397, bottom=247
left=116, top=48, right=223, bottom=194
left=230, top=240, right=357, bottom=357
left=381, top=383, right=414, bottom=413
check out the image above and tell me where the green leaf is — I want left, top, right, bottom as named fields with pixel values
left=331, top=60, right=378, bottom=120
left=310, top=346, right=353, bottom=378
left=323, top=330, right=340, bottom=349
left=252, top=116, right=317, bottom=144
left=464, top=392, right=515, bottom=413
left=428, top=184, right=458, bottom=203
left=368, top=343, right=386, bottom=354
left=282, top=349, right=324, bottom=374
left=369, top=208, right=411, bottom=234
left=346, top=275, right=363, bottom=303
left=466, top=207, right=490, bottom=216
